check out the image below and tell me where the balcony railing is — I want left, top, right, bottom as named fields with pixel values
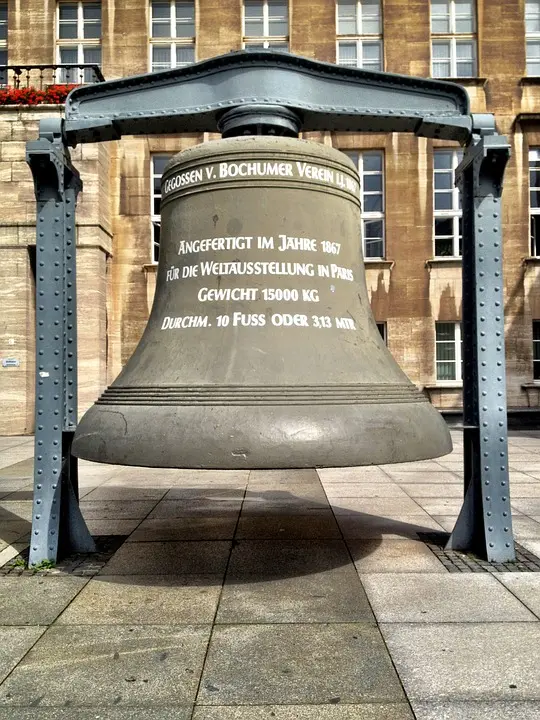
left=0, top=64, right=105, bottom=89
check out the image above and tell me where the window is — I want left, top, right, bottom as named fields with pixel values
left=530, top=149, right=540, bottom=256
left=433, top=149, right=463, bottom=257
left=336, top=0, right=382, bottom=70
left=435, top=322, right=462, bottom=381
left=151, top=155, right=173, bottom=263
left=243, top=0, right=289, bottom=51
left=345, top=150, right=385, bottom=258
left=150, top=1, right=195, bottom=72
left=0, top=3, right=7, bottom=85
left=376, top=322, right=387, bottom=344
left=534, top=321, right=540, bottom=380
left=430, top=0, right=476, bottom=78
left=56, top=2, right=102, bottom=83
left=526, top=2, right=540, bottom=75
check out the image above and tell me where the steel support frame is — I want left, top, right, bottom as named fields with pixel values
left=27, top=122, right=95, bottom=565
left=446, top=132, right=514, bottom=562
left=24, top=52, right=515, bottom=564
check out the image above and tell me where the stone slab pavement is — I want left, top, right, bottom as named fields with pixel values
left=0, top=430, right=540, bottom=718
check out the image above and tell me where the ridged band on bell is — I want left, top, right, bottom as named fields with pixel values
left=72, top=136, right=452, bottom=468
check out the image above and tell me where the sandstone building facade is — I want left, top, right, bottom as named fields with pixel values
left=1, top=0, right=540, bottom=435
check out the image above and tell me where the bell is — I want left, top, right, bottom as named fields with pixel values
left=72, top=136, right=452, bottom=468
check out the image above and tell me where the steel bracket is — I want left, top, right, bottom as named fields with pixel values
left=446, top=133, right=515, bottom=562
left=26, top=126, right=94, bottom=565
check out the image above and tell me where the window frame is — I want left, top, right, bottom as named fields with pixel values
left=151, top=153, right=174, bottom=264
left=56, top=1, right=102, bottom=83
left=529, top=148, right=540, bottom=257
left=0, top=2, right=7, bottom=85
left=336, top=0, right=383, bottom=71
left=430, top=0, right=477, bottom=78
left=242, top=0, right=289, bottom=52
left=435, top=321, right=463, bottom=383
left=149, top=0, right=196, bottom=73
left=343, top=149, right=385, bottom=260
left=533, top=319, right=540, bottom=380
left=433, top=148, right=463, bottom=258
left=526, top=1, right=540, bottom=76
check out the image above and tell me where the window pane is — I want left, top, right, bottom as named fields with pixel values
left=434, top=172, right=452, bottom=190
left=434, top=151, right=452, bottom=170
left=59, top=23, right=78, bottom=39
left=337, top=0, right=356, bottom=34
left=437, top=323, right=455, bottom=343
left=152, top=44, right=171, bottom=71
left=435, top=217, right=453, bottom=236
left=531, top=215, right=540, bottom=256
left=431, top=0, right=450, bottom=32
left=153, top=155, right=171, bottom=175
left=338, top=41, right=358, bottom=66
left=435, top=192, right=453, bottom=210
left=176, top=44, right=195, bottom=65
left=363, top=194, right=383, bottom=212
left=177, top=1, right=195, bottom=36
left=435, top=237, right=454, bottom=256
left=362, top=1, right=381, bottom=34
left=83, top=46, right=101, bottom=64
left=152, top=2, right=171, bottom=19
left=534, top=319, right=540, bottom=341
left=59, top=47, right=78, bottom=63
left=83, top=4, right=101, bottom=20
left=59, top=5, right=78, bottom=21
left=364, top=174, right=382, bottom=192
left=362, top=41, right=382, bottom=69
left=363, top=152, right=382, bottom=172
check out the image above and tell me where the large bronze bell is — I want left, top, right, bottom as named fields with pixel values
left=72, top=137, right=452, bottom=468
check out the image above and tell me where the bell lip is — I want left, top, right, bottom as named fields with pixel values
left=72, top=402, right=453, bottom=470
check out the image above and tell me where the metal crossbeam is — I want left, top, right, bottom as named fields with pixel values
left=26, top=51, right=514, bottom=564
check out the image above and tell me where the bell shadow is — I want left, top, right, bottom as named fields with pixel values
left=75, top=485, right=445, bottom=587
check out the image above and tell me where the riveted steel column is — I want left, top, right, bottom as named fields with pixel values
left=27, top=125, right=94, bottom=565
left=447, top=134, right=515, bottom=562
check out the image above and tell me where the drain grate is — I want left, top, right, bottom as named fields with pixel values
left=419, top=532, right=540, bottom=572
left=1, top=535, right=127, bottom=577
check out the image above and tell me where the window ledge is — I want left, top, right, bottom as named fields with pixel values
left=364, top=259, right=394, bottom=269
left=522, top=383, right=540, bottom=389
left=142, top=263, right=158, bottom=272
left=522, top=256, right=540, bottom=265
left=520, top=77, right=540, bottom=86
left=436, top=77, right=487, bottom=88
left=424, top=383, right=463, bottom=390
left=425, top=256, right=462, bottom=268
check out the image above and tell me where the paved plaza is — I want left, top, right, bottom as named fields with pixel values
left=1, top=431, right=540, bottom=718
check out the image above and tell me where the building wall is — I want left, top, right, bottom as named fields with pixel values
left=1, top=0, right=540, bottom=434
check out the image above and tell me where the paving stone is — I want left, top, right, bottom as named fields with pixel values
left=361, top=574, right=537, bottom=622
left=198, top=623, right=405, bottom=705
left=497, top=573, right=540, bottom=618
left=382, top=471, right=461, bottom=484
left=249, top=469, right=321, bottom=484
left=412, top=701, right=540, bottom=720
left=519, top=539, right=540, bottom=558
left=348, top=539, right=446, bottom=573
left=507, top=484, right=540, bottom=497
left=337, top=515, right=444, bottom=539
left=99, top=541, right=231, bottom=575
left=127, top=516, right=238, bottom=542
left=85, top=519, right=142, bottom=536
left=245, top=486, right=328, bottom=502
left=80, top=500, right=158, bottom=520
left=381, top=623, right=540, bottom=701
left=330, top=497, right=424, bottom=516
left=226, top=540, right=351, bottom=580
left=193, top=704, right=414, bottom=719
left=0, top=576, right=88, bottom=625
left=511, top=498, right=540, bottom=515
left=317, top=466, right=392, bottom=483
left=164, top=487, right=246, bottom=500
left=235, top=513, right=341, bottom=539
left=0, top=710, right=191, bottom=719
left=411, top=499, right=467, bottom=515
left=0, top=625, right=210, bottom=707
left=399, top=484, right=463, bottom=498
left=0, top=501, right=32, bottom=522
left=83, top=487, right=169, bottom=501
left=241, top=500, right=329, bottom=515
left=0, top=458, right=33, bottom=479
left=217, top=565, right=374, bottom=623
left=148, top=499, right=243, bottom=518
left=323, top=484, right=410, bottom=499
left=56, top=575, right=222, bottom=624
left=0, top=627, right=45, bottom=683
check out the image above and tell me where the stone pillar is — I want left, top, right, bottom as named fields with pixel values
left=198, top=0, right=242, bottom=60
left=290, top=0, right=336, bottom=63
left=102, top=0, right=149, bottom=80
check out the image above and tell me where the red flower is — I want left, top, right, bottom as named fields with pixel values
left=0, top=84, right=79, bottom=106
